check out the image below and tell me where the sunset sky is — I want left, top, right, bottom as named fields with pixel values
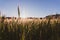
left=0, top=0, right=60, bottom=18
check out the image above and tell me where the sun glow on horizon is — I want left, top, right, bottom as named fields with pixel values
left=21, top=15, right=27, bottom=18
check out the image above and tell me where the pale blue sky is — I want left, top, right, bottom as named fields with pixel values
left=0, top=0, right=60, bottom=17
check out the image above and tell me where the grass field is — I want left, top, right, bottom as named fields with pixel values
left=0, top=18, right=60, bottom=40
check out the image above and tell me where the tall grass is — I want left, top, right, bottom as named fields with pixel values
left=0, top=18, right=60, bottom=40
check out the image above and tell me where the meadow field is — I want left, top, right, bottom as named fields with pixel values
left=0, top=18, right=60, bottom=40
